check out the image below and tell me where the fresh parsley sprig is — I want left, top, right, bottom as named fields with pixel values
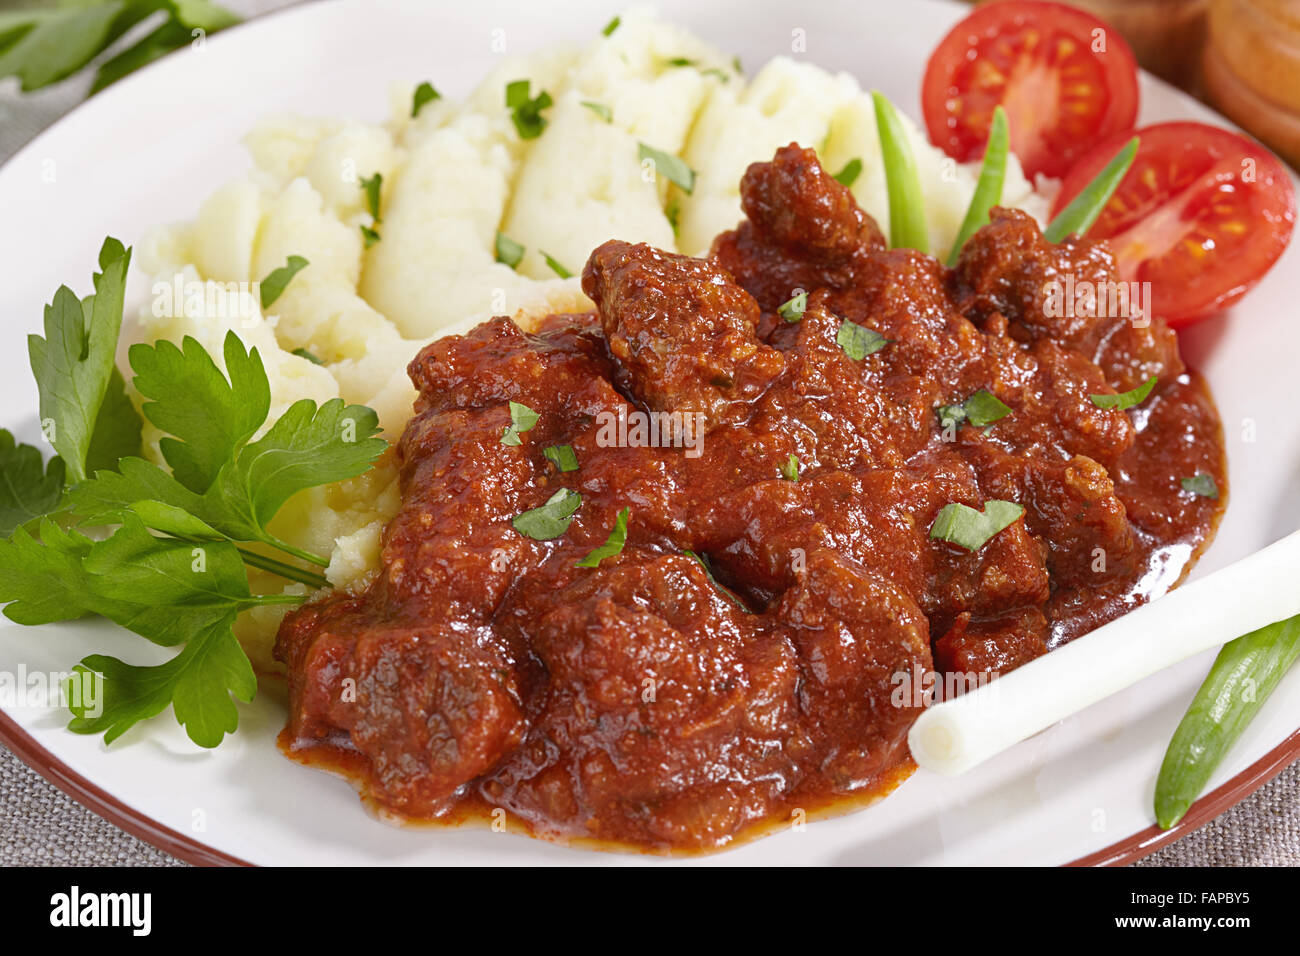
left=0, top=239, right=389, bottom=748
left=0, top=0, right=241, bottom=96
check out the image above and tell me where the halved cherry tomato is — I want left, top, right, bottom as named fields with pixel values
left=922, top=0, right=1139, bottom=180
left=1051, top=122, right=1296, bottom=326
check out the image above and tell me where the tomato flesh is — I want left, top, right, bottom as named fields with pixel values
left=923, top=1, right=1140, bottom=180
left=1051, top=123, right=1296, bottom=326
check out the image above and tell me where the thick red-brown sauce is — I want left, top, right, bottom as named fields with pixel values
left=274, top=145, right=1227, bottom=853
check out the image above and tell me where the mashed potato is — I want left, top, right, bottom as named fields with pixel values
left=130, top=6, right=1053, bottom=668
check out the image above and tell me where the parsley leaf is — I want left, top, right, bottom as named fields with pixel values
left=292, top=347, right=324, bottom=365
left=778, top=291, right=807, bottom=322
left=259, top=255, right=309, bottom=309
left=780, top=453, right=800, bottom=482
left=495, top=232, right=525, bottom=269
left=360, top=172, right=383, bottom=222
left=1181, top=473, right=1220, bottom=499
left=0, top=515, right=289, bottom=749
left=411, top=80, right=441, bottom=117
left=576, top=507, right=630, bottom=567
left=128, top=331, right=270, bottom=494
left=836, top=320, right=889, bottom=360
left=205, top=396, right=386, bottom=550
left=929, top=500, right=1024, bottom=552
left=68, top=618, right=256, bottom=748
left=68, top=332, right=386, bottom=564
left=90, top=16, right=193, bottom=95
left=638, top=142, right=696, bottom=194
left=683, top=550, right=749, bottom=612
left=0, top=515, right=259, bottom=642
left=544, top=444, right=579, bottom=472
left=501, top=401, right=539, bottom=446
left=506, top=79, right=553, bottom=139
left=0, top=519, right=100, bottom=625
left=85, top=366, right=143, bottom=476
left=938, top=389, right=1011, bottom=429
left=0, top=2, right=134, bottom=92
left=513, top=488, right=581, bottom=540
left=78, top=515, right=259, bottom=646
left=27, top=237, right=133, bottom=484
left=0, top=430, right=66, bottom=536
left=602, top=15, right=620, bottom=36
left=361, top=225, right=381, bottom=247
left=833, top=158, right=863, bottom=188
left=0, top=517, right=276, bottom=747
left=1091, top=374, right=1157, bottom=410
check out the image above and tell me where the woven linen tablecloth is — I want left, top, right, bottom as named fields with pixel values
left=1, top=0, right=1296, bottom=867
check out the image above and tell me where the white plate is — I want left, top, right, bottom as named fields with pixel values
left=2, top=0, right=1298, bottom=866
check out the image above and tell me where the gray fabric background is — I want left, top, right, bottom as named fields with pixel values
left=1, top=0, right=1296, bottom=867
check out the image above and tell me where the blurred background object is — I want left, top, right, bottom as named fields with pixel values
left=1203, top=0, right=1300, bottom=168
left=1069, top=0, right=1210, bottom=90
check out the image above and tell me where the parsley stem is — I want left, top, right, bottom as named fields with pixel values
left=251, top=593, right=311, bottom=606
left=260, top=535, right=331, bottom=568
left=237, top=547, right=329, bottom=589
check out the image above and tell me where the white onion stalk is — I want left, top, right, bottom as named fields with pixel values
left=908, top=529, right=1300, bottom=775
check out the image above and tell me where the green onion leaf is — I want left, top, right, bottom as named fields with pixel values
left=780, top=454, right=800, bottom=482
left=602, top=15, right=621, bottom=36
left=412, top=81, right=441, bottom=118
left=544, top=444, right=579, bottom=472
left=581, top=100, right=612, bottom=122
left=1090, top=374, right=1156, bottom=410
left=836, top=320, right=888, bottom=360
left=871, top=91, right=928, bottom=254
left=929, top=500, right=1024, bottom=552
left=500, top=401, right=539, bottom=446
left=0, top=429, right=65, bottom=536
left=541, top=250, right=572, bottom=279
left=260, top=255, right=309, bottom=309
left=947, top=105, right=1009, bottom=266
left=638, top=142, right=696, bottom=195
left=1181, top=473, right=1219, bottom=499
left=833, top=158, right=862, bottom=188
left=667, top=57, right=697, bottom=67
left=1155, top=614, right=1300, bottom=829
left=1044, top=137, right=1139, bottom=243
left=512, top=488, right=581, bottom=540
left=701, top=68, right=730, bottom=82
left=495, top=232, right=525, bottom=269
left=938, top=389, right=1011, bottom=429
left=778, top=291, right=807, bottom=322
left=576, top=507, right=630, bottom=567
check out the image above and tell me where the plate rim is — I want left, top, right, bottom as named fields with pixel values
left=0, top=0, right=1296, bottom=868
left=4, top=703, right=1298, bottom=866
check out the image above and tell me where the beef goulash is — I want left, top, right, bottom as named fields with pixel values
left=275, top=144, right=1227, bottom=851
